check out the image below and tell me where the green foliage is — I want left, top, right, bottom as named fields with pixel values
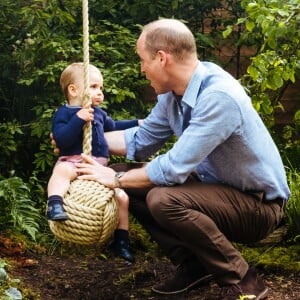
left=285, top=112, right=300, bottom=167
left=88, top=20, right=147, bottom=107
left=285, top=167, right=300, bottom=241
left=237, top=0, right=300, bottom=127
left=89, top=0, right=221, bottom=28
left=0, top=122, right=23, bottom=156
left=30, top=107, right=57, bottom=173
left=0, top=122, right=24, bottom=177
left=0, top=260, right=24, bottom=300
left=239, top=244, right=300, bottom=271
left=0, top=177, right=41, bottom=241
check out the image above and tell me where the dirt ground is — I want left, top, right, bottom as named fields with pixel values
left=1, top=235, right=300, bottom=300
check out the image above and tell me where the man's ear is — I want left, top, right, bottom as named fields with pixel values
left=157, top=50, right=167, bottom=65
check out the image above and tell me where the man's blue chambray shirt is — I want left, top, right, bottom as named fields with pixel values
left=125, top=61, right=290, bottom=201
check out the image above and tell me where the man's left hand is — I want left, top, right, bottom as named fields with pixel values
left=75, top=153, right=116, bottom=189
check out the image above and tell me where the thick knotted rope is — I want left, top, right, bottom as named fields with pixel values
left=49, top=180, right=118, bottom=244
left=82, top=0, right=92, bottom=156
left=49, top=0, right=119, bottom=245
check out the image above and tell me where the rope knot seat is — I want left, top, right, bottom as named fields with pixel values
left=49, top=0, right=119, bottom=245
left=49, top=179, right=118, bottom=244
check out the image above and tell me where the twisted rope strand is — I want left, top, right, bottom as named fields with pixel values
left=82, top=0, right=92, bottom=155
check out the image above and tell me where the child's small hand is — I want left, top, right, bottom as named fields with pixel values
left=77, top=106, right=94, bottom=122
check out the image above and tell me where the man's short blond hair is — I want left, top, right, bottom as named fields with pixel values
left=142, top=19, right=197, bottom=61
left=60, top=62, right=101, bottom=101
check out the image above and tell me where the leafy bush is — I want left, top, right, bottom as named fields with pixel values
left=227, top=0, right=300, bottom=128
left=285, top=167, right=300, bottom=242
left=0, top=177, right=41, bottom=240
left=0, top=122, right=24, bottom=177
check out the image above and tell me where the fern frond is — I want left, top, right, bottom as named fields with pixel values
left=0, top=177, right=41, bottom=240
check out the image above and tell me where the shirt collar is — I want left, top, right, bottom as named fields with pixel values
left=182, top=61, right=205, bottom=108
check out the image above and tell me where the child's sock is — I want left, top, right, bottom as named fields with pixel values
left=114, top=229, right=129, bottom=242
left=48, top=195, right=63, bottom=205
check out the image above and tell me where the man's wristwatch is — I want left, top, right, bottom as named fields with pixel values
left=114, top=172, right=126, bottom=188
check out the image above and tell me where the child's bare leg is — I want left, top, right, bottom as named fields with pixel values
left=110, top=188, right=134, bottom=263
left=47, top=162, right=77, bottom=221
left=48, top=162, right=77, bottom=197
left=114, top=188, right=129, bottom=230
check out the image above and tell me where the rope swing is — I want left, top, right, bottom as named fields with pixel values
left=49, top=0, right=119, bottom=245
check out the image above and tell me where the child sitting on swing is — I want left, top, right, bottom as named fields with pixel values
left=47, top=62, right=140, bottom=263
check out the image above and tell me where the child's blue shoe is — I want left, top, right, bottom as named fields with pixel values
left=47, top=202, right=68, bottom=221
left=109, top=239, right=135, bottom=263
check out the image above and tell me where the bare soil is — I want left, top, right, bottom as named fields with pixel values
left=1, top=235, right=300, bottom=300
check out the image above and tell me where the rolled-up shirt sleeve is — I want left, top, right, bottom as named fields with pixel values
left=125, top=126, right=140, bottom=161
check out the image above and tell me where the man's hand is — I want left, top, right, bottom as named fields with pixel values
left=76, top=153, right=153, bottom=189
left=75, top=153, right=116, bottom=189
left=50, top=132, right=60, bottom=155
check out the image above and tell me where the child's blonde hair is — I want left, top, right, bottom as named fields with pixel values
left=60, top=62, right=102, bottom=101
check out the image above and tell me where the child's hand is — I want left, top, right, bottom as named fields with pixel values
left=77, top=106, right=94, bottom=122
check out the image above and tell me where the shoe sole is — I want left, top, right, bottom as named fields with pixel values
left=151, top=274, right=214, bottom=295
left=257, top=287, right=269, bottom=299
left=48, top=216, right=68, bottom=221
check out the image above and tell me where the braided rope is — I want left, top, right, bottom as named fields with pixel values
left=49, top=0, right=119, bottom=245
left=49, top=180, right=119, bottom=245
left=82, top=0, right=92, bottom=155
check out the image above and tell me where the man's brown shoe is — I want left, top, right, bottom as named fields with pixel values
left=221, top=268, right=268, bottom=300
left=152, top=260, right=213, bottom=295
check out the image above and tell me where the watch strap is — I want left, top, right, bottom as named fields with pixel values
left=114, top=172, right=125, bottom=189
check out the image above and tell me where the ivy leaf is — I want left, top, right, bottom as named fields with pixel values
left=223, top=25, right=233, bottom=38
left=247, top=65, right=259, bottom=81
left=267, top=72, right=283, bottom=90
left=245, top=20, right=255, bottom=32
